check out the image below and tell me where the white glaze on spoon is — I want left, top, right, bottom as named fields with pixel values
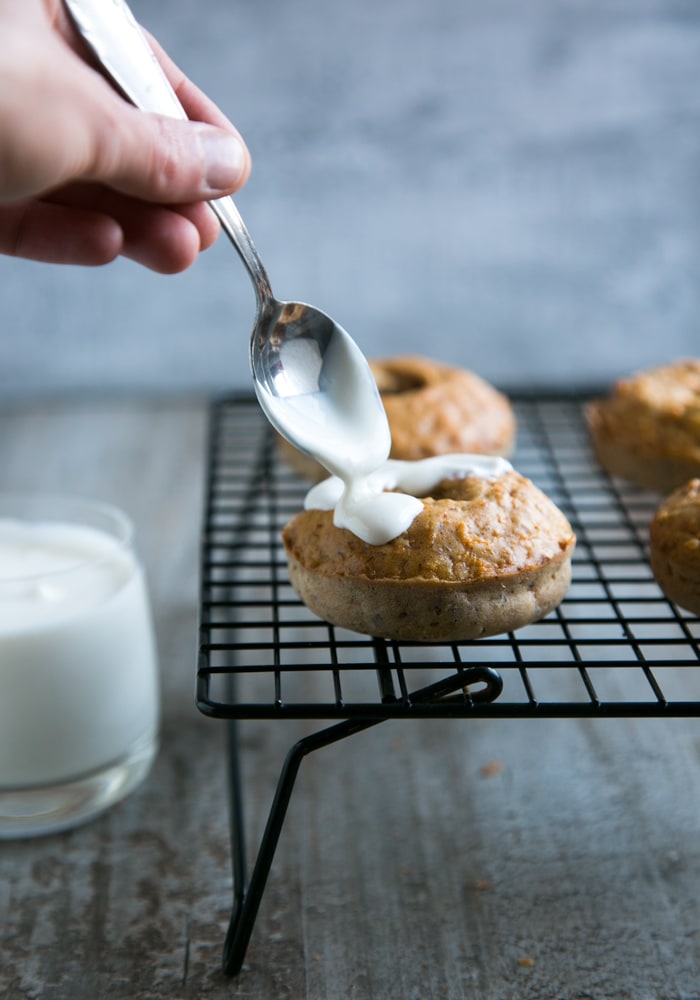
left=263, top=329, right=391, bottom=481
left=263, top=303, right=513, bottom=544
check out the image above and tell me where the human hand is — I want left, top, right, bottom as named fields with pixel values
left=0, top=0, right=251, bottom=272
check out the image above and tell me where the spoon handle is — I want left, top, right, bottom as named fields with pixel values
left=63, top=0, right=273, bottom=306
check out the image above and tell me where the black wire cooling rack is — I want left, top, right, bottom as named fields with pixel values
left=196, top=393, right=700, bottom=975
left=198, top=394, right=700, bottom=723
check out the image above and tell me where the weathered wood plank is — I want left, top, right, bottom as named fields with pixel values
left=1, top=399, right=700, bottom=1000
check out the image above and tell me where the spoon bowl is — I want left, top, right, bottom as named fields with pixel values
left=64, top=0, right=389, bottom=476
left=249, top=297, right=389, bottom=476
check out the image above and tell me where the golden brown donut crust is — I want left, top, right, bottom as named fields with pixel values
left=586, top=358, right=700, bottom=493
left=278, top=355, right=516, bottom=481
left=650, top=478, right=700, bottom=615
left=282, top=471, right=576, bottom=640
left=371, top=355, right=516, bottom=460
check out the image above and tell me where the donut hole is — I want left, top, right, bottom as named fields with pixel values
left=373, top=367, right=428, bottom=395
left=425, top=477, right=488, bottom=503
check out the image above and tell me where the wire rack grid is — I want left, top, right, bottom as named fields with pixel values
left=198, top=394, right=700, bottom=723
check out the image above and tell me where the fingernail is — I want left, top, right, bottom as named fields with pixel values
left=199, top=129, right=248, bottom=193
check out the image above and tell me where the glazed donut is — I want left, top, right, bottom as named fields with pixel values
left=586, top=358, right=700, bottom=493
left=649, top=478, right=700, bottom=616
left=278, top=355, right=517, bottom=481
left=282, top=470, right=575, bottom=641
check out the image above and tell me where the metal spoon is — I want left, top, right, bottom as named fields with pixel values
left=63, top=0, right=389, bottom=474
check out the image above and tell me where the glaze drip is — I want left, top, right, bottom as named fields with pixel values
left=305, top=453, right=513, bottom=545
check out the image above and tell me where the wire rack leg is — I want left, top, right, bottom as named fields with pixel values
left=222, top=715, right=382, bottom=976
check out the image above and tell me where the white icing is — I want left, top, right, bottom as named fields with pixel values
left=261, top=329, right=392, bottom=480
left=305, top=454, right=513, bottom=545
left=269, top=331, right=511, bottom=545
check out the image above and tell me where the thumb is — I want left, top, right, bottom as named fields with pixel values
left=82, top=99, right=251, bottom=203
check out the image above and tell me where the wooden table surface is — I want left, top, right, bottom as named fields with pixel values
left=2, top=396, right=700, bottom=1000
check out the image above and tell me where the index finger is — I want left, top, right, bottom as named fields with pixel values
left=142, top=28, right=241, bottom=134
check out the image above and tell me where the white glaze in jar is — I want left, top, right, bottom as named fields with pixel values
left=0, top=497, right=158, bottom=834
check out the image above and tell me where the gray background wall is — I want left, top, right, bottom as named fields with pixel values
left=1, top=0, right=698, bottom=397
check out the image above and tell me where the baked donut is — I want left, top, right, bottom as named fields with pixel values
left=586, top=358, right=700, bottom=493
left=649, top=479, right=700, bottom=616
left=282, top=470, right=575, bottom=641
left=278, top=355, right=516, bottom=481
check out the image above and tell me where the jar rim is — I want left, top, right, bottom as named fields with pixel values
left=0, top=493, right=134, bottom=584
